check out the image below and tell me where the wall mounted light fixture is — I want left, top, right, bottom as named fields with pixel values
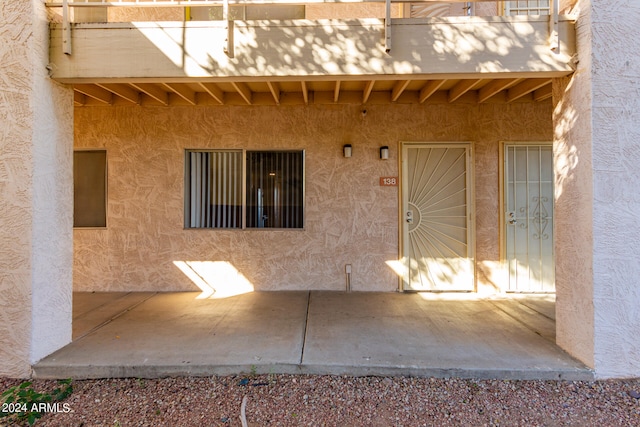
left=343, top=144, right=352, bottom=158
left=380, top=146, right=389, bottom=160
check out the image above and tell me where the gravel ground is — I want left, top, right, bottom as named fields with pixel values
left=2, top=375, right=640, bottom=426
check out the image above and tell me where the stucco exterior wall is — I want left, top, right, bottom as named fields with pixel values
left=108, top=7, right=184, bottom=22
left=474, top=2, right=499, bottom=16
left=555, top=0, right=640, bottom=378
left=561, top=0, right=579, bottom=13
left=0, top=0, right=34, bottom=378
left=553, top=4, right=595, bottom=369
left=588, top=0, right=640, bottom=378
left=104, top=4, right=402, bottom=22
left=305, top=4, right=402, bottom=19
left=30, top=0, right=74, bottom=367
left=0, top=0, right=73, bottom=377
left=74, top=100, right=552, bottom=294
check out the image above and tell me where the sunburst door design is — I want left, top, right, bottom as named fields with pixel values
left=504, top=144, right=555, bottom=292
left=402, top=144, right=474, bottom=291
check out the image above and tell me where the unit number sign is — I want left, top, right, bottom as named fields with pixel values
left=380, top=177, right=398, bottom=186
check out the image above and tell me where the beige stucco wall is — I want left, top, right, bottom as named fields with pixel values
left=108, top=7, right=184, bottom=22
left=306, top=4, right=402, bottom=19
left=474, top=2, right=499, bottom=16
left=553, top=2, right=595, bottom=370
left=86, top=1, right=504, bottom=23
left=104, top=4, right=402, bottom=22
left=74, top=99, right=552, bottom=294
left=555, top=0, right=640, bottom=378
left=0, top=0, right=73, bottom=377
left=588, top=0, right=640, bottom=378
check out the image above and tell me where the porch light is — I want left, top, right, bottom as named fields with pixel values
left=380, top=146, right=389, bottom=160
left=343, top=144, right=352, bottom=158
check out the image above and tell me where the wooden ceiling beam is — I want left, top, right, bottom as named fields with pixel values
left=232, top=82, right=252, bottom=105
left=74, top=91, right=86, bottom=106
left=419, top=79, right=445, bottom=103
left=533, top=84, right=553, bottom=102
left=391, top=80, right=410, bottom=102
left=163, top=83, right=197, bottom=105
left=507, top=78, right=552, bottom=102
left=477, top=78, right=520, bottom=103
left=301, top=81, right=309, bottom=105
left=448, top=79, right=480, bottom=103
left=96, top=83, right=140, bottom=104
left=130, top=83, right=169, bottom=105
left=362, top=80, right=375, bottom=104
left=267, top=81, right=281, bottom=105
left=199, top=82, right=224, bottom=104
left=74, top=84, right=113, bottom=104
left=72, top=77, right=555, bottom=108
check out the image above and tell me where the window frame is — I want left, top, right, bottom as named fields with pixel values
left=184, top=148, right=305, bottom=230
left=504, top=0, right=550, bottom=16
left=73, top=149, right=108, bottom=229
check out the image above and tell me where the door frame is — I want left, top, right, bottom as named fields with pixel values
left=398, top=141, right=476, bottom=292
left=499, top=141, right=555, bottom=293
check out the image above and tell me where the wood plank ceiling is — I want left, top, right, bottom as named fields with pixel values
left=73, top=77, right=553, bottom=107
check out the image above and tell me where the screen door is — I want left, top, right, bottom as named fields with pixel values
left=401, top=143, right=474, bottom=291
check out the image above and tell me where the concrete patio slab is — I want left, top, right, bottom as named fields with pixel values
left=73, top=292, right=157, bottom=339
left=37, top=292, right=309, bottom=379
left=33, top=291, right=593, bottom=381
left=302, top=292, right=580, bottom=379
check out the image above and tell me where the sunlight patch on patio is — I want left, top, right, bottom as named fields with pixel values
left=173, top=261, right=254, bottom=299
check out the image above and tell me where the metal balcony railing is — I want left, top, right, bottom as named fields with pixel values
left=45, top=0, right=560, bottom=56
left=45, top=0, right=554, bottom=18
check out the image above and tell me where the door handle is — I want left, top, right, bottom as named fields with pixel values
left=406, top=211, right=413, bottom=224
left=508, top=212, right=517, bottom=225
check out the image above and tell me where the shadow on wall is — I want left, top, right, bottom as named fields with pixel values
left=553, top=76, right=579, bottom=201
left=112, top=16, right=569, bottom=79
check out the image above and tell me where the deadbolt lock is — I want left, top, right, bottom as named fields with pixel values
left=406, top=211, right=413, bottom=224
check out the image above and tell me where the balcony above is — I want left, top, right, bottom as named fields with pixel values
left=47, top=2, right=576, bottom=106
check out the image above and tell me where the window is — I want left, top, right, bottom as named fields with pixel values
left=74, top=150, right=107, bottom=228
left=185, top=150, right=304, bottom=229
left=505, top=1, right=550, bottom=15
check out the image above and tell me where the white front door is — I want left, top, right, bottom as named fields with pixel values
left=504, top=144, right=555, bottom=292
left=401, top=143, right=474, bottom=291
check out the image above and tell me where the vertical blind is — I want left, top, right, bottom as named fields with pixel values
left=185, top=150, right=303, bottom=229
left=185, top=150, right=242, bottom=228
left=246, top=151, right=304, bottom=228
